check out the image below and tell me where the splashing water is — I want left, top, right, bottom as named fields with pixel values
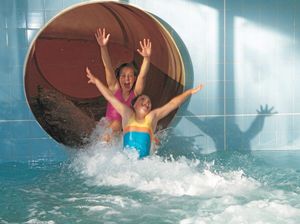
left=1, top=129, right=300, bottom=223
left=72, top=143, right=259, bottom=197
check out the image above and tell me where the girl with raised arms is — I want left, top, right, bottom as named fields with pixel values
left=95, top=28, right=152, bottom=141
left=86, top=67, right=203, bottom=158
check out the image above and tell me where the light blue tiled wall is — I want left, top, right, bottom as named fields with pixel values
left=131, top=0, right=300, bottom=153
left=0, top=0, right=299, bottom=162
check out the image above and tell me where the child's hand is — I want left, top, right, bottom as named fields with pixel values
left=137, top=39, right=152, bottom=58
left=86, top=67, right=97, bottom=84
left=95, top=28, right=110, bottom=47
left=190, top=84, right=204, bottom=94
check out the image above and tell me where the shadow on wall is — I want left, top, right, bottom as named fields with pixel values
left=158, top=104, right=276, bottom=158
left=186, top=105, right=276, bottom=152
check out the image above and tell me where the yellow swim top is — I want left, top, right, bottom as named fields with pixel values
left=123, top=115, right=154, bottom=158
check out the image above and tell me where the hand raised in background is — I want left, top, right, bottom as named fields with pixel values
left=137, top=39, right=152, bottom=58
left=95, top=28, right=110, bottom=47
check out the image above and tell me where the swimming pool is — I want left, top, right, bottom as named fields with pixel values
left=1, top=143, right=300, bottom=223
left=1, top=0, right=300, bottom=223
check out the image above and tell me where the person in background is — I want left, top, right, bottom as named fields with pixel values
left=94, top=28, right=152, bottom=141
left=85, top=67, right=204, bottom=158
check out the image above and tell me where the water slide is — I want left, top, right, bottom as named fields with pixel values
left=25, top=2, right=187, bottom=148
left=2, top=0, right=299, bottom=161
left=2, top=2, right=300, bottom=223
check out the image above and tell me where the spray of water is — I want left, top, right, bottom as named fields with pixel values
left=71, top=124, right=260, bottom=197
left=68, top=124, right=300, bottom=223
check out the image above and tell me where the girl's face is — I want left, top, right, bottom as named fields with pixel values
left=133, top=95, right=152, bottom=115
left=118, top=67, right=136, bottom=92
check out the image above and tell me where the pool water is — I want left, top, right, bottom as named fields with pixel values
left=1, top=142, right=300, bottom=223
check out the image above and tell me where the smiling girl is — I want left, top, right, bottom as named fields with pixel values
left=95, top=28, right=152, bottom=140
left=86, top=67, right=203, bottom=157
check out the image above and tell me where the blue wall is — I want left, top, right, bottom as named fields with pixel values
left=1, top=0, right=300, bottom=162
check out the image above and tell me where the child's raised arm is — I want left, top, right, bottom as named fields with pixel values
left=95, top=28, right=118, bottom=92
left=151, top=84, right=204, bottom=122
left=85, top=67, right=132, bottom=119
left=134, top=39, right=152, bottom=95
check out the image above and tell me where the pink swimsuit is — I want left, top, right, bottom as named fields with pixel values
left=105, top=88, right=136, bottom=121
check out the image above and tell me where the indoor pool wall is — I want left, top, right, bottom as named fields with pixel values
left=1, top=0, right=300, bottom=162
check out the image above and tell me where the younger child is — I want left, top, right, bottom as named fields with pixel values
left=86, top=67, right=203, bottom=158
left=95, top=28, right=152, bottom=140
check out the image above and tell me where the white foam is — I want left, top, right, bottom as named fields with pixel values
left=66, top=193, right=141, bottom=210
left=26, top=219, right=56, bottom=224
left=78, top=205, right=109, bottom=212
left=71, top=142, right=260, bottom=197
left=180, top=200, right=300, bottom=224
